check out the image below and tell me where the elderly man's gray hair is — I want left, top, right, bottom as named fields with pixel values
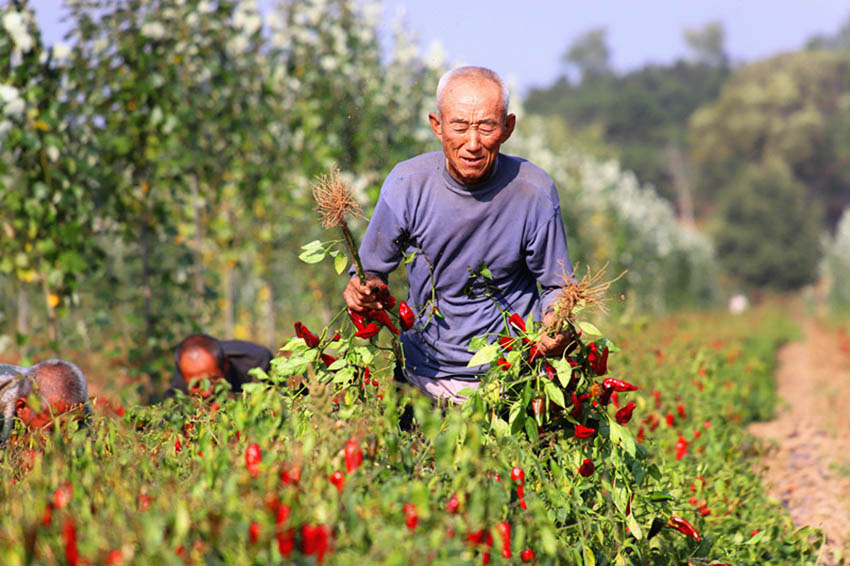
left=435, top=66, right=510, bottom=119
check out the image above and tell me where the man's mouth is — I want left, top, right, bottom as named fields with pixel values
left=461, top=156, right=484, bottom=166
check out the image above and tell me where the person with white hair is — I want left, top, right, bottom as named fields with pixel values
left=343, top=66, right=573, bottom=404
left=0, top=359, right=89, bottom=444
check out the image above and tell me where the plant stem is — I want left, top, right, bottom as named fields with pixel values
left=340, top=220, right=366, bottom=285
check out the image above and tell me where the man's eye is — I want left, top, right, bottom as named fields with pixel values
left=452, top=126, right=468, bottom=133
left=479, top=126, right=495, bottom=135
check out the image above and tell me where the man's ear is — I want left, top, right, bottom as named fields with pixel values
left=501, top=113, right=516, bottom=143
left=14, top=397, right=28, bottom=418
left=428, top=112, right=443, bottom=141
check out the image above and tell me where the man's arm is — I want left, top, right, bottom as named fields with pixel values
left=343, top=172, right=408, bottom=312
left=524, top=205, right=574, bottom=357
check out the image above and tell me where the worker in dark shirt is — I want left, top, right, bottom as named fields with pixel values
left=170, top=334, right=273, bottom=395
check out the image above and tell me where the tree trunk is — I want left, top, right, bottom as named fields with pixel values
left=16, top=284, right=29, bottom=337
left=264, top=280, right=275, bottom=350
left=140, top=219, right=153, bottom=344
left=665, top=142, right=695, bottom=227
left=190, top=175, right=204, bottom=301
left=42, top=279, right=58, bottom=350
left=224, top=262, right=235, bottom=338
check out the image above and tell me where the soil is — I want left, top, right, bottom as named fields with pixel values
left=748, top=319, right=850, bottom=565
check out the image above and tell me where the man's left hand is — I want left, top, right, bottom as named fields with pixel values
left=536, top=311, right=574, bottom=357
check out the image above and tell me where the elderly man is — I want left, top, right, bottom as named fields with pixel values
left=1, top=359, right=89, bottom=444
left=344, top=66, right=573, bottom=403
left=169, top=334, right=273, bottom=395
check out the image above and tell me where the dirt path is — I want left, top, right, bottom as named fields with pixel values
left=748, top=319, right=850, bottom=565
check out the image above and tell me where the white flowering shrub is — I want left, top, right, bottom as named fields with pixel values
left=821, top=208, right=850, bottom=310
left=510, top=115, right=716, bottom=311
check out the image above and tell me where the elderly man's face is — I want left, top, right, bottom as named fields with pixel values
left=429, top=77, right=515, bottom=184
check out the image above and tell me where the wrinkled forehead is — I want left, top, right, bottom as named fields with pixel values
left=440, top=77, right=505, bottom=117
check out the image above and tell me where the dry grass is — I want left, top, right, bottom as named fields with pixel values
left=312, top=168, right=363, bottom=229
left=550, top=262, right=626, bottom=331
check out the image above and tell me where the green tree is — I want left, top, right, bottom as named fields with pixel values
left=713, top=159, right=821, bottom=290
left=684, top=21, right=728, bottom=67
left=562, top=28, right=612, bottom=81
left=0, top=1, right=101, bottom=344
left=688, top=51, right=850, bottom=229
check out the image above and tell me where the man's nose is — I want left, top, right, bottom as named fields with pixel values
left=466, top=129, right=482, bottom=151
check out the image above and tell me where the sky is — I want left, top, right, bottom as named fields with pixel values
left=27, top=0, right=850, bottom=94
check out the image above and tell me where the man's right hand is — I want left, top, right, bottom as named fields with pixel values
left=343, top=273, right=385, bottom=312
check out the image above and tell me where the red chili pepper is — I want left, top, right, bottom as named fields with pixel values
left=530, top=397, right=544, bottom=422
left=498, top=336, right=515, bottom=350
left=578, top=458, right=595, bottom=477
left=602, top=378, right=638, bottom=392
left=598, top=385, right=614, bottom=406
left=511, top=467, right=527, bottom=508
left=667, top=514, right=701, bottom=541
left=355, top=322, right=381, bottom=339
left=521, top=548, right=536, bottom=563
left=570, top=391, right=583, bottom=419
left=675, top=435, right=689, bottom=460
left=497, top=357, right=512, bottom=370
left=403, top=503, right=418, bottom=530
left=587, top=342, right=608, bottom=375
left=574, top=424, right=596, bottom=438
left=544, top=361, right=557, bottom=381
left=53, top=482, right=73, bottom=509
left=63, top=517, right=79, bottom=566
left=301, top=524, right=330, bottom=564
left=275, top=502, right=291, bottom=526
left=248, top=521, right=261, bottom=544
left=399, top=301, right=415, bottom=330
left=276, top=527, right=295, bottom=557
left=447, top=493, right=460, bottom=514
left=344, top=439, right=363, bottom=473
left=245, top=442, right=261, bottom=478
left=678, top=403, right=687, bottom=420
left=653, top=389, right=662, bottom=408
left=280, top=463, right=301, bottom=485
left=611, top=391, right=620, bottom=408
left=666, top=412, right=675, bottom=427
left=366, top=309, right=400, bottom=335
left=294, top=321, right=320, bottom=348
left=466, top=530, right=486, bottom=546
left=496, top=521, right=512, bottom=558
left=347, top=308, right=367, bottom=331
left=615, top=402, right=636, bottom=424
left=320, top=353, right=337, bottom=367
left=509, top=313, right=526, bottom=332
left=329, top=470, right=345, bottom=493
left=527, top=344, right=542, bottom=362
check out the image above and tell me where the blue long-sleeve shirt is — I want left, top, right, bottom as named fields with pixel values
left=359, top=151, right=572, bottom=381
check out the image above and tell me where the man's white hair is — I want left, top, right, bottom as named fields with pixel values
left=435, top=66, right=510, bottom=119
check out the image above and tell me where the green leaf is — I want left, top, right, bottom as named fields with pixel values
left=647, top=491, right=674, bottom=501
left=578, top=321, right=602, bottom=337
left=403, top=251, right=416, bottom=264
left=468, top=336, right=489, bottom=352
left=490, top=415, right=509, bottom=437
left=541, top=527, right=558, bottom=555
left=583, top=546, right=596, bottom=566
left=298, top=240, right=327, bottom=264
left=334, top=253, right=348, bottom=275
left=609, top=421, right=637, bottom=457
left=544, top=380, right=566, bottom=408
left=240, top=383, right=267, bottom=395
left=551, top=358, right=574, bottom=389
left=627, top=513, right=643, bottom=540
left=467, top=343, right=500, bottom=367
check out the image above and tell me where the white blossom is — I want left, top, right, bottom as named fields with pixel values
left=226, top=35, right=250, bottom=55
left=319, top=54, right=339, bottom=72
left=46, top=146, right=60, bottom=162
left=3, top=11, right=34, bottom=53
left=198, top=0, right=215, bottom=14
left=52, top=43, right=71, bottom=59
left=141, top=21, right=166, bottom=40
left=0, top=84, right=25, bottom=118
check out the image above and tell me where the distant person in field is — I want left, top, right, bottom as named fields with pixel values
left=170, top=334, right=273, bottom=396
left=343, top=66, right=574, bottom=404
left=1, top=359, right=90, bottom=444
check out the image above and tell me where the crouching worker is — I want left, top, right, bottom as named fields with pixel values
left=1, top=359, right=90, bottom=445
left=169, top=334, right=273, bottom=397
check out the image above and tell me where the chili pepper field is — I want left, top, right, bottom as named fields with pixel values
left=2, top=300, right=839, bottom=566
